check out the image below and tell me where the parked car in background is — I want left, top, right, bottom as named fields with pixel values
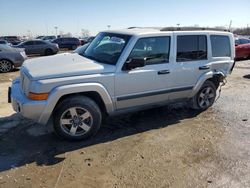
left=36, top=36, right=45, bottom=39
left=42, top=36, right=56, bottom=42
left=0, top=44, right=27, bottom=73
left=52, top=37, right=80, bottom=50
left=0, top=40, right=11, bottom=45
left=14, top=40, right=59, bottom=56
left=235, top=37, right=250, bottom=59
left=1, top=36, right=22, bottom=45
left=9, top=29, right=235, bottom=140
left=79, top=36, right=95, bottom=45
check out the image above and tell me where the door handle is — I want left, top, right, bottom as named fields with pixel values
left=158, top=70, right=170, bottom=75
left=199, top=65, right=210, bottom=70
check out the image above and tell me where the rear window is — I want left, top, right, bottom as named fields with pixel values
left=177, top=35, right=207, bottom=62
left=210, top=35, right=231, bottom=57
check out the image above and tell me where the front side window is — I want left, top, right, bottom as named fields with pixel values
left=177, top=35, right=207, bottom=62
left=129, top=37, right=170, bottom=65
left=210, top=35, right=231, bottom=57
left=83, top=32, right=131, bottom=65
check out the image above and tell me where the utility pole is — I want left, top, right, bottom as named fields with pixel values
left=177, top=23, right=180, bottom=30
left=228, top=20, right=232, bottom=31
left=107, top=25, right=111, bottom=30
left=54, top=26, right=58, bottom=37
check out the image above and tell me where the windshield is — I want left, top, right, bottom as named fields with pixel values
left=83, top=32, right=131, bottom=65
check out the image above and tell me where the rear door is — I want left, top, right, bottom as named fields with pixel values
left=168, top=34, right=209, bottom=100
left=33, top=41, right=46, bottom=54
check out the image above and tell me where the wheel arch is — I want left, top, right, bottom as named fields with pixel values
left=0, top=58, right=14, bottom=64
left=38, top=83, right=114, bottom=125
left=190, top=71, right=225, bottom=98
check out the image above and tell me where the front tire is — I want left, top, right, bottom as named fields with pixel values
left=45, top=48, right=53, bottom=56
left=53, top=96, right=102, bottom=141
left=0, top=59, right=13, bottom=73
left=190, top=80, right=216, bottom=111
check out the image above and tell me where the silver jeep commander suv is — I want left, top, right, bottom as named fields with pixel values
left=9, top=28, right=235, bottom=140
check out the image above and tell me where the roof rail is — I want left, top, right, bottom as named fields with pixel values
left=160, top=27, right=230, bottom=32
left=127, top=27, right=161, bottom=30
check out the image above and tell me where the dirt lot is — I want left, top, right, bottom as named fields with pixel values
left=0, top=59, right=250, bottom=188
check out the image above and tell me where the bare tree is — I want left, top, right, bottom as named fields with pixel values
left=81, top=29, right=90, bottom=37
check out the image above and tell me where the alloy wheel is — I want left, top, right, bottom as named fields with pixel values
left=0, top=60, right=12, bottom=73
left=198, top=86, right=215, bottom=108
left=60, top=107, right=93, bottom=136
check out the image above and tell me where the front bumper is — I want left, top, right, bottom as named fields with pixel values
left=9, top=79, right=48, bottom=124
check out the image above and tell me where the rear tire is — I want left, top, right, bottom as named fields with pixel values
left=71, top=45, right=77, bottom=50
left=53, top=96, right=102, bottom=141
left=0, top=59, right=13, bottom=73
left=190, top=80, right=216, bottom=111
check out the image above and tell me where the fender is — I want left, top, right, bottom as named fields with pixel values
left=189, top=70, right=226, bottom=98
left=38, top=83, right=114, bottom=125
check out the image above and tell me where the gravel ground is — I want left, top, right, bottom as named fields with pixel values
left=0, top=59, right=249, bottom=188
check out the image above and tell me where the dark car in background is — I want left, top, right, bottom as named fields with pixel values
left=0, top=40, right=10, bottom=45
left=14, top=40, right=59, bottom=56
left=36, top=36, right=45, bottom=39
left=42, top=35, right=56, bottom=41
left=235, top=37, right=250, bottom=59
left=79, top=36, right=95, bottom=45
left=0, top=44, right=27, bottom=72
left=52, top=37, right=80, bottom=50
left=1, top=36, right=22, bottom=45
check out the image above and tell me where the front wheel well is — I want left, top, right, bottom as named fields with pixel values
left=54, top=91, right=108, bottom=116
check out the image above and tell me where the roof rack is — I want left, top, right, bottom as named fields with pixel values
left=160, top=27, right=230, bottom=32
left=127, top=26, right=230, bottom=32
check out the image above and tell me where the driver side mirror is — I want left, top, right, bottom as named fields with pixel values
left=123, top=58, right=145, bottom=70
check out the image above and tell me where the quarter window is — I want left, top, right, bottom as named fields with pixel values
left=129, top=37, right=170, bottom=65
left=210, top=35, right=231, bottom=57
left=177, top=35, right=207, bottom=62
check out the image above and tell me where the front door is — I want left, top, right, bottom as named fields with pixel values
left=115, top=36, right=172, bottom=110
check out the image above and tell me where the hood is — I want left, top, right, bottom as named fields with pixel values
left=22, top=53, right=116, bottom=80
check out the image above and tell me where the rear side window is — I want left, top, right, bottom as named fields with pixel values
left=129, top=36, right=170, bottom=65
left=210, top=35, right=231, bottom=57
left=24, top=41, right=34, bottom=45
left=177, top=35, right=207, bottom=62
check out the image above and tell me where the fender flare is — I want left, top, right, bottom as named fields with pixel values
left=189, top=71, right=226, bottom=98
left=38, top=83, right=114, bottom=125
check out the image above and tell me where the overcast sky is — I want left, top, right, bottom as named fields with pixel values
left=1, top=0, right=250, bottom=36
